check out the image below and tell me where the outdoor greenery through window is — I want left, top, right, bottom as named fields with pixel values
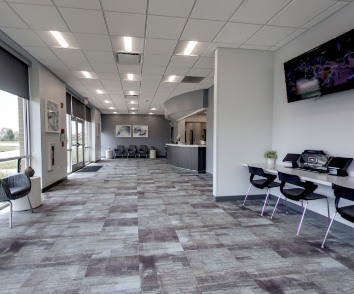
left=0, top=89, right=29, bottom=178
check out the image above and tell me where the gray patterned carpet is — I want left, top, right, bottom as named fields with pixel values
left=0, top=158, right=354, bottom=293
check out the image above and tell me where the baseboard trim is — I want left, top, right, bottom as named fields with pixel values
left=42, top=176, right=67, bottom=193
left=214, top=194, right=266, bottom=202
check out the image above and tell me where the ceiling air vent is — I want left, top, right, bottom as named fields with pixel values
left=116, top=52, right=142, bottom=65
left=125, top=95, right=139, bottom=99
left=181, top=76, right=205, bottom=83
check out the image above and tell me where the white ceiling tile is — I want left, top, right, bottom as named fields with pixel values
left=97, top=72, right=120, bottom=80
left=23, top=46, right=59, bottom=60
left=6, top=0, right=53, bottom=5
left=214, top=22, right=262, bottom=44
left=40, top=59, right=68, bottom=72
left=84, top=51, right=116, bottom=64
left=302, top=1, right=348, bottom=29
left=181, top=19, right=225, bottom=42
left=142, top=65, right=166, bottom=75
left=158, top=83, right=177, bottom=91
left=141, top=75, right=163, bottom=82
left=74, top=33, right=112, bottom=51
left=146, top=15, right=187, bottom=39
left=193, top=57, right=214, bottom=68
left=111, top=36, right=144, bottom=53
left=231, top=0, right=291, bottom=24
left=144, top=38, right=178, bottom=55
left=102, top=0, right=147, bottom=14
left=101, top=79, right=120, bottom=86
left=9, top=3, right=68, bottom=31
left=148, top=0, right=195, bottom=17
left=191, top=0, right=243, bottom=21
left=91, top=62, right=118, bottom=73
left=143, top=54, right=171, bottom=67
left=51, top=48, right=87, bottom=62
left=240, top=44, right=271, bottom=50
left=121, top=80, right=140, bottom=89
left=62, top=60, right=93, bottom=71
left=274, top=28, right=307, bottom=47
left=80, top=79, right=103, bottom=88
left=174, top=41, right=209, bottom=56
left=169, top=55, right=198, bottom=67
left=187, top=67, right=213, bottom=77
left=246, top=26, right=296, bottom=47
left=268, top=0, right=337, bottom=28
left=53, top=0, right=101, bottom=9
left=105, top=12, right=146, bottom=37
left=1, top=28, right=47, bottom=47
left=117, top=64, right=142, bottom=74
left=0, top=2, right=28, bottom=28
left=59, top=7, right=107, bottom=34
left=174, top=83, right=198, bottom=90
left=164, top=66, right=190, bottom=76
left=203, top=42, right=241, bottom=57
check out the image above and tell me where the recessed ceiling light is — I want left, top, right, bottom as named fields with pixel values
left=168, top=75, right=176, bottom=82
left=129, top=90, right=135, bottom=95
left=96, top=89, right=103, bottom=94
left=150, top=108, right=157, bottom=111
left=184, top=41, right=198, bottom=56
left=148, top=112, right=154, bottom=115
left=131, top=112, right=137, bottom=114
left=130, top=101, right=137, bottom=104
left=127, top=73, right=134, bottom=81
left=81, top=71, right=91, bottom=79
left=113, top=111, right=118, bottom=114
left=130, top=107, right=136, bottom=110
left=124, top=36, right=132, bottom=53
left=50, top=31, right=69, bottom=48
left=104, top=100, right=111, bottom=103
left=109, top=107, right=115, bottom=109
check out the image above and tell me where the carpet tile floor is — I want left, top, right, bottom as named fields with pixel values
left=0, top=158, right=354, bottom=293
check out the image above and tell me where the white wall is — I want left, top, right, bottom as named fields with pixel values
left=206, top=86, right=214, bottom=174
left=214, top=48, right=274, bottom=197
left=273, top=1, right=354, bottom=226
left=29, top=63, right=67, bottom=189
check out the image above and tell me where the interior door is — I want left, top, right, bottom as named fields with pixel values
left=71, top=119, right=85, bottom=171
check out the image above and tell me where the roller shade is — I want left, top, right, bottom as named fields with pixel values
left=85, top=106, right=91, bottom=122
left=0, top=47, right=29, bottom=99
left=72, top=97, right=85, bottom=120
left=66, top=92, right=71, bottom=114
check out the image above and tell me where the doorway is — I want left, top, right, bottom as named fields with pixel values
left=71, top=119, right=85, bottom=171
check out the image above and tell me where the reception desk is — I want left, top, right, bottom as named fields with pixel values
left=166, top=144, right=206, bottom=173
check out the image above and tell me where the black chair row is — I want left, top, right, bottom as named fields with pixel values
left=244, top=166, right=354, bottom=248
left=114, top=145, right=149, bottom=158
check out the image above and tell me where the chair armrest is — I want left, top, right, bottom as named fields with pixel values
left=0, top=179, right=12, bottom=201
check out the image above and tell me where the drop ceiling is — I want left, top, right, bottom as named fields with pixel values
left=0, top=0, right=351, bottom=114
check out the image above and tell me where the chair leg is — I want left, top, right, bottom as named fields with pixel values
left=325, top=197, right=330, bottom=225
left=297, top=200, right=308, bottom=235
left=261, top=188, right=271, bottom=216
left=285, top=198, right=288, bottom=213
left=243, top=183, right=252, bottom=206
left=321, top=211, right=337, bottom=248
left=271, top=192, right=282, bottom=219
left=9, top=200, right=12, bottom=228
left=27, top=195, right=33, bottom=213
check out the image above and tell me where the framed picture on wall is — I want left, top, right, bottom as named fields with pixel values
left=133, top=125, right=148, bottom=137
left=45, top=100, right=60, bottom=133
left=116, top=125, right=131, bottom=137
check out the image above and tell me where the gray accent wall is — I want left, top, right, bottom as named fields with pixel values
left=101, top=114, right=170, bottom=157
left=206, top=86, right=214, bottom=174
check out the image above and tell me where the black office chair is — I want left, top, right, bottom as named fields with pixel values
left=114, top=145, right=124, bottom=158
left=0, top=173, right=33, bottom=228
left=137, top=145, right=148, bottom=158
left=322, top=184, right=354, bottom=248
left=243, top=166, right=280, bottom=216
left=127, top=145, right=137, bottom=158
left=272, top=172, right=329, bottom=235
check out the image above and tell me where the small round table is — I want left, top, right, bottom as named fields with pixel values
left=12, top=176, right=42, bottom=211
left=106, top=149, right=113, bottom=159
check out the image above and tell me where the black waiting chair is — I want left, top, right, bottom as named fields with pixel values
left=322, top=184, right=354, bottom=248
left=127, top=145, right=137, bottom=158
left=138, top=145, right=148, bottom=158
left=114, top=145, right=124, bottom=158
left=0, top=173, right=33, bottom=228
left=272, top=172, right=329, bottom=235
left=243, top=166, right=280, bottom=216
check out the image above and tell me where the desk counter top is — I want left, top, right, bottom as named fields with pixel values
left=244, top=163, right=354, bottom=189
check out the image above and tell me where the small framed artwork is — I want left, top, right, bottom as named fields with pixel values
left=45, top=100, right=60, bottom=133
left=116, top=125, right=131, bottom=137
left=133, top=125, right=148, bottom=137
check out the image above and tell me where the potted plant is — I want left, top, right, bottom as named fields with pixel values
left=264, top=150, right=277, bottom=165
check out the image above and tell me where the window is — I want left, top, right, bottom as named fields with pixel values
left=0, top=89, right=29, bottom=178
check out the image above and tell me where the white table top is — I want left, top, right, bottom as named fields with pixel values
left=244, top=163, right=354, bottom=189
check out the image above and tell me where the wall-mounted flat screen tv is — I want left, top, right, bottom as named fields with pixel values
left=284, top=28, right=354, bottom=103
